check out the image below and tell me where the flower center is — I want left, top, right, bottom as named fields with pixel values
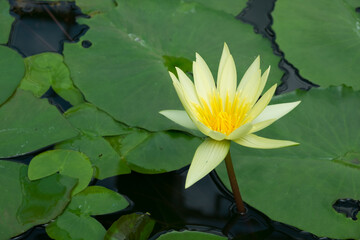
left=194, top=92, right=250, bottom=135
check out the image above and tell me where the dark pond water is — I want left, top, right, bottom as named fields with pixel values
left=4, top=0, right=355, bottom=239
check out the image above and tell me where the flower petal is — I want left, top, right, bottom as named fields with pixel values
left=217, top=44, right=237, bottom=102
left=208, top=130, right=227, bottom=141
left=226, top=122, right=253, bottom=140
left=237, top=56, right=260, bottom=92
left=252, top=66, right=271, bottom=105
left=234, top=134, right=299, bottom=149
left=252, top=101, right=301, bottom=124
left=159, top=110, right=197, bottom=130
left=193, top=53, right=216, bottom=105
left=250, top=118, right=277, bottom=133
left=175, top=67, right=199, bottom=105
left=185, top=139, right=230, bottom=188
left=217, top=43, right=231, bottom=82
left=245, top=84, right=277, bottom=122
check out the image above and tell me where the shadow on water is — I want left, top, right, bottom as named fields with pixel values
left=5, top=0, right=355, bottom=239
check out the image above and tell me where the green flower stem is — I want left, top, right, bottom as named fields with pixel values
left=224, top=151, right=247, bottom=214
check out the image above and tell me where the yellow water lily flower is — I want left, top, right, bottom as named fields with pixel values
left=160, top=43, right=300, bottom=189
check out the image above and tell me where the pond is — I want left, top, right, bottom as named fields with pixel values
left=1, top=0, right=360, bottom=239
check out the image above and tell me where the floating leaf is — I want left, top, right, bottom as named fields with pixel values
left=64, top=0, right=282, bottom=132
left=46, top=210, right=106, bottom=240
left=0, top=90, right=78, bottom=158
left=156, top=230, right=226, bottom=240
left=47, top=186, right=129, bottom=240
left=0, top=46, right=24, bottom=105
left=19, top=53, right=84, bottom=105
left=28, top=149, right=93, bottom=195
left=186, top=0, right=247, bottom=16
left=216, top=87, right=360, bottom=239
left=0, top=0, right=12, bottom=44
left=56, top=134, right=131, bottom=180
left=64, top=103, right=129, bottom=136
left=104, top=213, right=155, bottom=240
left=0, top=161, right=77, bottom=239
left=272, top=0, right=360, bottom=89
left=107, top=129, right=202, bottom=174
left=67, top=186, right=129, bottom=215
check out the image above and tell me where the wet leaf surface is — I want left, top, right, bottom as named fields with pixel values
left=19, top=53, right=84, bottom=105
left=0, top=161, right=77, bottom=239
left=273, top=0, right=360, bottom=89
left=0, top=46, right=24, bottom=106
left=216, top=86, right=360, bottom=238
left=28, top=149, right=93, bottom=195
left=0, top=90, right=78, bottom=158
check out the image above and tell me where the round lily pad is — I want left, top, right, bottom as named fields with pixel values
left=272, top=0, right=360, bottom=89
left=157, top=230, right=226, bottom=240
left=0, top=90, right=78, bottom=158
left=0, top=161, right=77, bottom=239
left=216, top=86, right=360, bottom=239
left=64, top=0, right=282, bottom=132
left=0, top=0, right=12, bottom=44
left=28, top=149, right=93, bottom=195
left=0, top=46, right=24, bottom=106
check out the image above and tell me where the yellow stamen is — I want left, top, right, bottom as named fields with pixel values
left=194, top=92, right=250, bottom=135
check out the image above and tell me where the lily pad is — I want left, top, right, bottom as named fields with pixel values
left=272, top=0, right=360, bottom=89
left=157, top=230, right=226, bottom=240
left=105, top=213, right=155, bottom=240
left=19, top=52, right=84, bottom=105
left=0, top=90, right=78, bottom=158
left=56, top=134, right=131, bottom=180
left=216, top=86, right=360, bottom=239
left=28, top=149, right=93, bottom=195
left=46, top=186, right=129, bottom=240
left=107, top=129, right=202, bottom=174
left=0, top=46, right=24, bottom=106
left=186, top=0, right=247, bottom=16
left=64, top=103, right=129, bottom=137
left=0, top=0, right=12, bottom=44
left=64, top=0, right=282, bottom=132
left=0, top=161, right=77, bottom=239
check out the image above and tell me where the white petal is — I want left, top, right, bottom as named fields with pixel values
left=226, top=122, right=252, bottom=140
left=175, top=67, right=199, bottom=105
left=218, top=54, right=237, bottom=103
left=170, top=72, right=198, bottom=121
left=245, top=84, right=277, bottom=122
left=193, top=54, right=216, bottom=105
left=159, top=110, right=197, bottom=130
left=252, top=101, right=301, bottom=124
left=237, top=56, right=260, bottom=91
left=185, top=139, right=230, bottom=188
left=208, top=130, right=227, bottom=141
left=217, top=43, right=231, bottom=82
left=250, top=119, right=277, bottom=133
left=252, top=66, right=271, bottom=105
left=234, top=134, right=299, bottom=149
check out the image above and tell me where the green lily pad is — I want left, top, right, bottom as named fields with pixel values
left=64, top=103, right=129, bottom=137
left=0, top=161, right=77, bottom=239
left=67, top=186, right=129, bottom=215
left=56, top=134, right=131, bottom=180
left=216, top=86, right=360, bottom=239
left=64, top=0, right=282, bottom=132
left=46, top=210, right=106, bottom=240
left=107, top=129, right=202, bottom=174
left=0, top=90, right=78, bottom=158
left=19, top=53, right=84, bottom=105
left=28, top=149, right=93, bottom=195
left=0, top=0, right=12, bottom=44
left=186, top=0, right=247, bottom=16
left=272, top=0, right=360, bottom=89
left=0, top=46, right=24, bottom=106
left=104, top=213, right=155, bottom=240
left=46, top=186, right=129, bottom=240
left=157, top=230, right=226, bottom=240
